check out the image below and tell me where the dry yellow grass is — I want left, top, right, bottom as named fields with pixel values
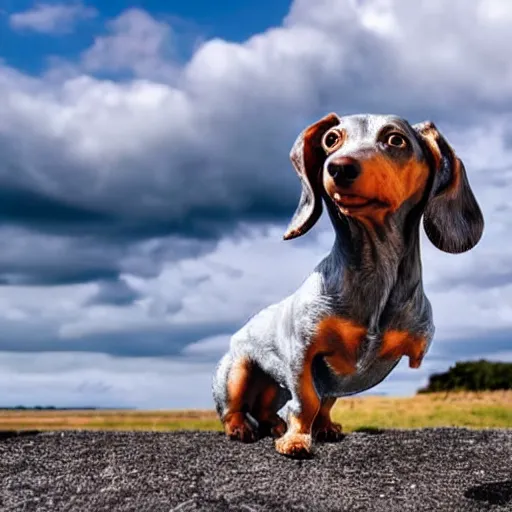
left=330, top=390, right=512, bottom=431
left=0, top=409, right=221, bottom=432
left=1, top=391, right=510, bottom=432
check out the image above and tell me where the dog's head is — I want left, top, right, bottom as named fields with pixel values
left=283, top=113, right=484, bottom=254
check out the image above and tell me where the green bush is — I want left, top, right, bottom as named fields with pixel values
left=418, top=360, right=512, bottom=393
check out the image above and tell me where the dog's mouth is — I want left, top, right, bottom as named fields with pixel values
left=332, top=193, right=388, bottom=214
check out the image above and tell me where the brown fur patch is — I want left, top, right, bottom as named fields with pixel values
left=225, top=358, right=287, bottom=440
left=449, top=157, right=462, bottom=195
left=312, top=397, right=337, bottom=431
left=313, top=316, right=367, bottom=375
left=251, top=378, right=287, bottom=437
left=317, top=397, right=337, bottom=419
left=379, top=330, right=427, bottom=369
left=223, top=357, right=258, bottom=440
left=223, top=411, right=257, bottom=442
left=253, top=382, right=280, bottom=419
left=354, top=156, right=428, bottom=211
left=226, top=357, right=253, bottom=413
left=418, top=124, right=442, bottom=168
left=293, top=358, right=320, bottom=433
left=284, top=113, right=341, bottom=240
left=416, top=123, right=462, bottom=198
left=313, top=397, right=343, bottom=441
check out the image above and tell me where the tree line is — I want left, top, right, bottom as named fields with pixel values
left=418, top=360, right=512, bottom=393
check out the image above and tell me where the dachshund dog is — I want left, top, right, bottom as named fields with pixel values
left=212, top=113, right=484, bottom=458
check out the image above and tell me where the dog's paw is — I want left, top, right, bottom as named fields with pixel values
left=224, top=413, right=258, bottom=443
left=314, top=421, right=344, bottom=443
left=275, top=433, right=312, bottom=458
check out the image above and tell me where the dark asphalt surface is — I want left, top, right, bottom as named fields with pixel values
left=0, top=428, right=511, bottom=511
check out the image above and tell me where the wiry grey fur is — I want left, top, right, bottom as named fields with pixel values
left=212, top=114, right=484, bottom=429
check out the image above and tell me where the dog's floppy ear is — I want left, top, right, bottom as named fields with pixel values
left=413, top=121, right=484, bottom=254
left=283, top=113, right=341, bottom=240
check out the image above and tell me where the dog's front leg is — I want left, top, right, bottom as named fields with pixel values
left=274, top=317, right=365, bottom=457
left=313, top=397, right=343, bottom=442
left=274, top=354, right=320, bottom=458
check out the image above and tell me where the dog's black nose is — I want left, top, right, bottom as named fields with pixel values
left=327, top=158, right=361, bottom=186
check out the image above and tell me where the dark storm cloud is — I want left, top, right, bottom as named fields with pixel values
left=0, top=185, right=110, bottom=227
left=0, top=226, right=222, bottom=285
left=85, top=279, right=142, bottom=306
left=432, top=330, right=512, bottom=361
left=0, top=117, right=301, bottom=260
left=0, top=322, right=237, bottom=358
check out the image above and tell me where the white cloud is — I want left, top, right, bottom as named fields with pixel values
left=181, top=335, right=230, bottom=359
left=286, top=0, right=512, bottom=107
left=82, top=9, right=176, bottom=81
left=9, top=2, right=97, bottom=35
left=0, top=281, right=97, bottom=349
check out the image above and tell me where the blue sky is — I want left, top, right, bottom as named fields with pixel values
left=0, top=0, right=510, bottom=409
left=1, top=0, right=291, bottom=73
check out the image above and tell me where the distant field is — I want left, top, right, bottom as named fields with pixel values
left=1, top=391, right=511, bottom=432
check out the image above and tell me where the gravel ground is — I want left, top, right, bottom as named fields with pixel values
left=0, top=428, right=511, bottom=511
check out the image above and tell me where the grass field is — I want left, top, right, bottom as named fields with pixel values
left=1, top=391, right=511, bottom=432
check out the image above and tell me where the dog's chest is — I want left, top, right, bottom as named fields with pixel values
left=313, top=348, right=401, bottom=397
left=310, top=306, right=430, bottom=396
left=311, top=326, right=406, bottom=396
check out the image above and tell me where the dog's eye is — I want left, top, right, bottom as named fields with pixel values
left=386, top=133, right=407, bottom=148
left=322, top=129, right=344, bottom=152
